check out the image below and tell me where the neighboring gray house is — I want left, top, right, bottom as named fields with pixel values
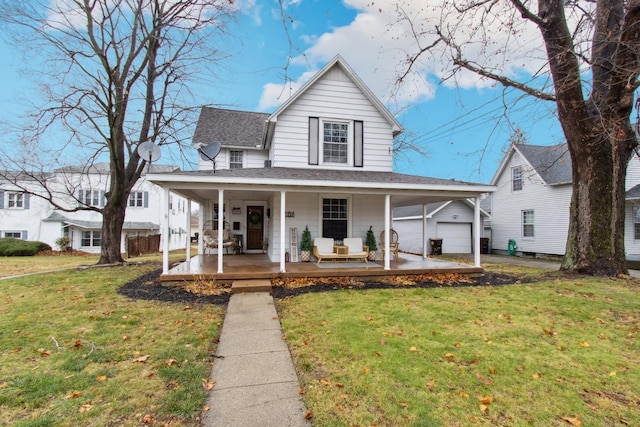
left=148, top=55, right=495, bottom=274
left=488, top=142, right=640, bottom=258
left=393, top=200, right=491, bottom=254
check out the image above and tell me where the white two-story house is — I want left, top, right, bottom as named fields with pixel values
left=148, top=55, right=495, bottom=274
left=488, top=142, right=640, bottom=259
left=0, top=164, right=190, bottom=254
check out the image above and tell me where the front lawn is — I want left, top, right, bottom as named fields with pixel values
left=278, top=274, right=640, bottom=426
left=0, top=263, right=223, bottom=426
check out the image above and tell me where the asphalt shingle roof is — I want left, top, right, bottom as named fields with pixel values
left=192, top=107, right=269, bottom=148
left=160, top=166, right=482, bottom=187
left=516, top=143, right=572, bottom=185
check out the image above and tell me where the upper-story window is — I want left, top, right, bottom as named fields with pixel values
left=8, top=192, right=24, bottom=208
left=129, top=191, right=148, bottom=208
left=512, top=166, right=523, bottom=191
left=309, top=118, right=363, bottom=167
left=634, top=204, right=640, bottom=240
left=79, top=189, right=104, bottom=207
left=230, top=150, right=243, bottom=169
left=323, top=121, right=349, bottom=164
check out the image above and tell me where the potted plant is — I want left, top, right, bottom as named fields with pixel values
left=365, top=226, right=377, bottom=261
left=300, top=226, right=312, bottom=262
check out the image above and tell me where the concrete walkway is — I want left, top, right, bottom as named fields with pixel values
left=202, top=292, right=310, bottom=427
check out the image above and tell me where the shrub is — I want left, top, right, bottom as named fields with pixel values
left=0, top=238, right=51, bottom=256
left=300, top=226, right=313, bottom=251
left=55, top=236, right=70, bottom=251
left=365, top=226, right=377, bottom=251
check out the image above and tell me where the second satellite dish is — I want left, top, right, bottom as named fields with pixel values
left=199, top=141, right=221, bottom=161
left=138, top=141, right=161, bottom=162
left=199, top=142, right=222, bottom=173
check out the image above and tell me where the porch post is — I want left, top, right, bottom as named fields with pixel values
left=474, top=196, right=481, bottom=267
left=422, top=204, right=428, bottom=259
left=280, top=190, right=286, bottom=273
left=186, top=199, right=191, bottom=261
left=162, top=187, right=170, bottom=274
left=384, top=194, right=391, bottom=270
left=198, top=205, right=204, bottom=255
left=217, top=189, right=224, bottom=274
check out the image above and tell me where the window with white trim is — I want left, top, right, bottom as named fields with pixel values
left=229, top=150, right=243, bottom=169
left=322, top=121, right=350, bottom=164
left=512, top=166, right=523, bottom=191
left=81, top=190, right=104, bottom=207
left=7, top=192, right=24, bottom=208
left=634, top=204, right=640, bottom=240
left=129, top=191, right=145, bottom=207
left=522, top=210, right=534, bottom=237
left=81, top=230, right=102, bottom=247
left=2, top=231, right=24, bottom=239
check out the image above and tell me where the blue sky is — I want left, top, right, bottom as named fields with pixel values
left=0, top=0, right=565, bottom=184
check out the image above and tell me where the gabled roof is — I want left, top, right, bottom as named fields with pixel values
left=263, top=55, right=403, bottom=147
left=491, top=143, right=572, bottom=186
left=192, top=108, right=269, bottom=148
left=626, top=184, right=640, bottom=201
left=393, top=200, right=490, bottom=219
left=43, top=212, right=158, bottom=230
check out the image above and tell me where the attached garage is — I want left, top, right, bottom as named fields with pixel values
left=436, top=222, right=472, bottom=254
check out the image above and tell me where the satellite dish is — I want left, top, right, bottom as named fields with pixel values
left=198, top=142, right=222, bottom=172
left=137, top=141, right=161, bottom=173
left=138, top=141, right=161, bottom=162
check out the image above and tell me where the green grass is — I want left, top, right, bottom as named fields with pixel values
left=278, top=274, right=640, bottom=426
left=0, top=261, right=223, bottom=426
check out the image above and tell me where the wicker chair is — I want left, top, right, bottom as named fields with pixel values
left=379, top=228, right=399, bottom=261
left=203, top=221, right=234, bottom=254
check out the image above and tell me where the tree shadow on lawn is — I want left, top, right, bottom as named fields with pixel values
left=118, top=269, right=540, bottom=306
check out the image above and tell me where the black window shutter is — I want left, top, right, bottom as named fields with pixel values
left=354, top=120, right=363, bottom=167
left=309, top=117, right=319, bottom=165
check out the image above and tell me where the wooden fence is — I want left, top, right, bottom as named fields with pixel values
left=126, top=234, right=161, bottom=257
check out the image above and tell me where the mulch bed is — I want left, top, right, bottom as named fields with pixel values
left=118, top=269, right=531, bottom=306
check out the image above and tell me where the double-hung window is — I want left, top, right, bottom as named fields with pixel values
left=522, top=210, right=534, bottom=237
left=322, top=121, right=349, bottom=164
left=7, top=192, right=24, bottom=208
left=512, top=166, right=523, bottom=191
left=79, top=189, right=104, bottom=207
left=81, top=230, right=101, bottom=247
left=634, top=204, right=640, bottom=240
left=128, top=191, right=148, bottom=208
left=229, top=150, right=243, bottom=169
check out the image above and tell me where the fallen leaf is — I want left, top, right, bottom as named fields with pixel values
left=476, top=374, right=493, bottom=385
left=562, top=416, right=582, bottom=426
left=543, top=328, right=557, bottom=336
left=532, top=372, right=542, bottom=379
left=96, top=375, right=107, bottom=382
left=460, top=391, right=469, bottom=398
left=304, top=411, right=313, bottom=419
left=37, top=348, right=52, bottom=357
left=409, top=346, right=418, bottom=352
left=203, top=381, right=215, bottom=391
left=578, top=341, right=590, bottom=348
left=489, top=366, right=496, bottom=374
left=78, top=404, right=93, bottom=413
left=165, top=359, right=177, bottom=366
left=142, top=414, right=154, bottom=424
left=133, top=355, right=150, bottom=363
left=478, top=395, right=493, bottom=405
left=65, top=391, right=83, bottom=399
left=479, top=404, right=489, bottom=413
left=202, top=405, right=210, bottom=411
left=400, top=402, right=408, bottom=407
left=298, top=388, right=306, bottom=395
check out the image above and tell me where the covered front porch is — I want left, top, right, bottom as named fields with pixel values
left=160, top=252, right=482, bottom=283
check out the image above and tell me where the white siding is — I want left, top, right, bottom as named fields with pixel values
left=491, top=151, right=571, bottom=256
left=198, top=148, right=269, bottom=171
left=269, top=65, right=394, bottom=172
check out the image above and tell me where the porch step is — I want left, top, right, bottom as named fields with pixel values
left=231, top=279, right=272, bottom=294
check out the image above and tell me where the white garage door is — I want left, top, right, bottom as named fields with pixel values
left=437, top=223, right=472, bottom=254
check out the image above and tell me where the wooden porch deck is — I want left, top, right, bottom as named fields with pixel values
left=160, top=252, right=483, bottom=283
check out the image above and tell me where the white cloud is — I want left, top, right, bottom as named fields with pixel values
left=258, top=0, right=551, bottom=113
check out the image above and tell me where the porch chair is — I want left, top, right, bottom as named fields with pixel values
left=203, top=221, right=234, bottom=254
left=379, top=228, right=400, bottom=261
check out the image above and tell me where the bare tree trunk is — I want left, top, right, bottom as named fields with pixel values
left=561, top=127, right=632, bottom=275
left=99, top=198, right=127, bottom=264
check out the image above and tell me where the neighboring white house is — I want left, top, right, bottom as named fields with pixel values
left=0, top=164, right=190, bottom=254
left=488, top=142, right=640, bottom=258
left=148, top=55, right=495, bottom=274
left=393, top=200, right=491, bottom=255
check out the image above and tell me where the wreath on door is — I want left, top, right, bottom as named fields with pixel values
left=249, top=211, right=262, bottom=226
